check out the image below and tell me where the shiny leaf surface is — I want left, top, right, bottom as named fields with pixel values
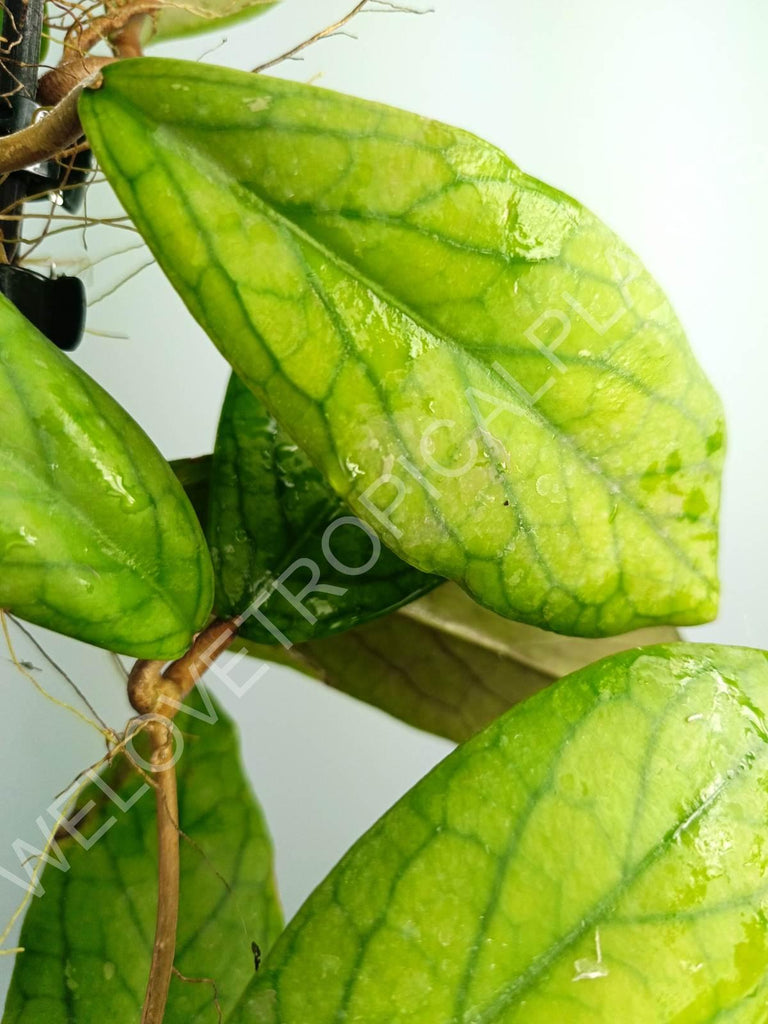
left=81, top=60, right=724, bottom=637
left=3, top=690, right=282, bottom=1023
left=208, top=373, right=438, bottom=644
left=231, top=644, right=768, bottom=1023
left=0, top=295, right=212, bottom=659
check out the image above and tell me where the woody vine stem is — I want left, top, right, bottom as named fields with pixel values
left=127, top=619, right=237, bottom=1024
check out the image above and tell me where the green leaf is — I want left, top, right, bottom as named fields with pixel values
left=0, top=295, right=213, bottom=659
left=247, top=582, right=678, bottom=742
left=144, top=0, right=277, bottom=44
left=80, top=59, right=725, bottom=638
left=3, top=689, right=282, bottom=1024
left=208, top=373, right=439, bottom=644
left=229, top=643, right=768, bottom=1023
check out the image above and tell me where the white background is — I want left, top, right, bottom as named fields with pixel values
left=1, top=0, right=766, bottom=1003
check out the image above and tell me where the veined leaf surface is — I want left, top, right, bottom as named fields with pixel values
left=3, top=690, right=282, bottom=1024
left=0, top=295, right=212, bottom=659
left=230, top=644, right=768, bottom=1023
left=208, top=373, right=439, bottom=644
left=250, top=583, right=678, bottom=741
left=80, top=60, right=725, bottom=637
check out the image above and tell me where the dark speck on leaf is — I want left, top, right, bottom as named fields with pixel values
left=252, top=941, right=261, bottom=972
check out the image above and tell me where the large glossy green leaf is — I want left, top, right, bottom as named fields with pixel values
left=229, top=643, right=768, bottom=1023
left=144, top=0, right=277, bottom=43
left=3, top=690, right=282, bottom=1024
left=246, top=583, right=678, bottom=741
left=0, top=295, right=213, bottom=659
left=209, top=373, right=439, bottom=644
left=80, top=59, right=725, bottom=638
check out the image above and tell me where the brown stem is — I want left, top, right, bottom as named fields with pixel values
left=161, top=618, right=238, bottom=708
left=109, top=12, right=148, bottom=58
left=0, top=0, right=152, bottom=174
left=128, top=658, right=166, bottom=717
left=128, top=618, right=238, bottom=719
left=63, top=1, right=157, bottom=59
left=0, top=68, right=104, bottom=175
left=141, top=720, right=180, bottom=1024
left=127, top=618, right=237, bottom=1024
left=36, top=55, right=114, bottom=106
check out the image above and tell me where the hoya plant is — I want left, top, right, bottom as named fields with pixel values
left=0, top=1, right=760, bottom=1021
